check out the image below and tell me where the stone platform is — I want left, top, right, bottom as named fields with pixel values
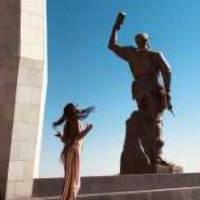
left=32, top=173, right=200, bottom=200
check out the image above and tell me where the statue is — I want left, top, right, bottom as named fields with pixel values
left=108, top=12, right=182, bottom=174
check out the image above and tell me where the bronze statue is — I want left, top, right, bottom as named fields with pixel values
left=108, top=12, right=181, bottom=174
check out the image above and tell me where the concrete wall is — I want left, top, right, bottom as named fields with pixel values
left=0, top=0, right=47, bottom=199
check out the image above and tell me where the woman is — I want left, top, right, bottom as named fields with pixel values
left=52, top=103, right=94, bottom=200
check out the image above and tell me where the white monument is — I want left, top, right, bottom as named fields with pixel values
left=0, top=0, right=47, bottom=199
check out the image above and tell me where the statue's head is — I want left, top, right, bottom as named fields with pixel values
left=135, top=33, right=150, bottom=48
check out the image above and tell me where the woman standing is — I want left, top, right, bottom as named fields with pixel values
left=53, top=103, right=94, bottom=200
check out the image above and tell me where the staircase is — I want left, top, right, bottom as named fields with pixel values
left=32, top=173, right=200, bottom=200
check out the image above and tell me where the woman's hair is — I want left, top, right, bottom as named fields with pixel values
left=53, top=103, right=95, bottom=127
left=77, top=106, right=95, bottom=120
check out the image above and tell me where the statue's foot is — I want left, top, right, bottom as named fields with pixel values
left=156, top=163, right=183, bottom=173
left=150, top=156, right=183, bottom=173
left=153, top=157, right=183, bottom=173
left=156, top=157, right=171, bottom=166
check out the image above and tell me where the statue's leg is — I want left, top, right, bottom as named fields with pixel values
left=136, top=93, right=166, bottom=169
left=151, top=120, right=164, bottom=164
left=139, top=118, right=164, bottom=172
left=131, top=85, right=183, bottom=173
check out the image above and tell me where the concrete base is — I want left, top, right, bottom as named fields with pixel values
left=120, top=111, right=183, bottom=175
left=77, top=187, right=200, bottom=200
left=32, top=173, right=200, bottom=200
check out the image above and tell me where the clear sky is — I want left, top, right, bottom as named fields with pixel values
left=39, top=0, right=200, bottom=177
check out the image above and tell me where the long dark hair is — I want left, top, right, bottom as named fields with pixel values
left=53, top=103, right=94, bottom=161
left=53, top=103, right=95, bottom=127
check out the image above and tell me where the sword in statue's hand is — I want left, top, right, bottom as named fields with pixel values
left=168, top=102, right=175, bottom=116
left=167, top=93, right=175, bottom=116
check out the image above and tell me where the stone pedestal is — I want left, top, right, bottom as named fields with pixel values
left=0, top=0, right=47, bottom=199
left=120, top=111, right=183, bottom=174
left=120, top=111, right=150, bottom=174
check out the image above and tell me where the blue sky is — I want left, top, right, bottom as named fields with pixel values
left=39, top=0, right=200, bottom=177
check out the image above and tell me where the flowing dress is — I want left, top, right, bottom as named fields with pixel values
left=61, top=122, right=83, bottom=200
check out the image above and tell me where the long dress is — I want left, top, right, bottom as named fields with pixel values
left=61, top=122, right=83, bottom=200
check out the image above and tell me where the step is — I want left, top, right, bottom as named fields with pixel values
left=32, top=186, right=200, bottom=200
left=33, top=173, right=200, bottom=198
left=78, top=186, right=200, bottom=200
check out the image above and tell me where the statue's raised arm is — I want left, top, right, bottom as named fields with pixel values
left=108, top=12, right=126, bottom=50
left=108, top=12, right=133, bottom=61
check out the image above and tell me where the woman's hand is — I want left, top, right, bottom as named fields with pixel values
left=77, top=123, right=93, bottom=140
left=85, top=123, right=93, bottom=132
